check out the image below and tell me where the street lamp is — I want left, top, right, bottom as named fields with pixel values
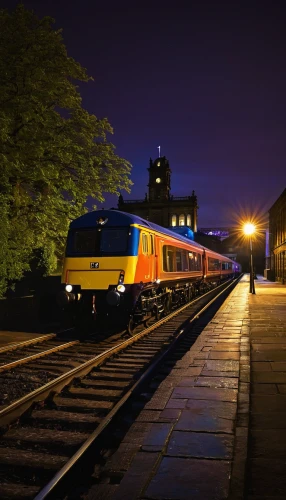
left=243, top=222, right=256, bottom=294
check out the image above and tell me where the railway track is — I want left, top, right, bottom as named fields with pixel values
left=0, top=277, right=241, bottom=499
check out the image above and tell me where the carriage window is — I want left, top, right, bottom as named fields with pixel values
left=176, top=249, right=189, bottom=271
left=176, top=251, right=182, bottom=271
left=222, top=261, right=231, bottom=270
left=142, top=233, right=148, bottom=254
left=149, top=235, right=154, bottom=254
left=189, top=251, right=202, bottom=271
left=208, top=258, right=221, bottom=271
left=181, top=250, right=189, bottom=271
left=163, top=245, right=175, bottom=272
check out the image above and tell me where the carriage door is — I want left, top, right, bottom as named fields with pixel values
left=149, top=234, right=156, bottom=282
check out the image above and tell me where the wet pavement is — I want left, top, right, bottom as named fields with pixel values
left=98, top=274, right=286, bottom=500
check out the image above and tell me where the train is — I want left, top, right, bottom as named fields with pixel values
left=57, top=209, right=241, bottom=334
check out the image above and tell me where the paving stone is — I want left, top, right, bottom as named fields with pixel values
left=175, top=409, right=234, bottom=433
left=195, top=376, right=239, bottom=389
left=270, top=362, right=286, bottom=371
left=167, top=431, right=234, bottom=460
left=185, top=399, right=237, bottom=419
left=135, top=410, right=161, bottom=422
left=252, top=362, right=271, bottom=371
left=144, top=457, right=231, bottom=499
left=251, top=383, right=278, bottom=394
left=165, top=398, right=187, bottom=409
left=204, top=359, right=240, bottom=371
left=247, top=458, right=286, bottom=497
left=251, top=394, right=286, bottom=412
left=172, top=385, right=238, bottom=402
left=209, top=351, right=240, bottom=360
left=250, top=429, right=286, bottom=458
left=142, top=422, right=173, bottom=451
left=122, top=422, right=153, bottom=445
left=251, top=412, right=286, bottom=429
left=201, top=369, right=239, bottom=378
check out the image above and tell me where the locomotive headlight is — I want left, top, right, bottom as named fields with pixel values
left=117, top=284, right=125, bottom=293
left=65, top=284, right=73, bottom=293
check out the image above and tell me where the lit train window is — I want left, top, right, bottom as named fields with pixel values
left=163, top=245, right=175, bottom=272
left=164, top=246, right=190, bottom=272
left=189, top=252, right=202, bottom=271
left=208, top=258, right=221, bottom=271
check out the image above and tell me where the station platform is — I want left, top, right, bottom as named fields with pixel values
left=97, top=274, right=286, bottom=500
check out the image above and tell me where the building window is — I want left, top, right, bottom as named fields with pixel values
left=171, top=215, right=177, bottom=226
left=179, top=214, right=185, bottom=226
left=187, top=214, right=191, bottom=226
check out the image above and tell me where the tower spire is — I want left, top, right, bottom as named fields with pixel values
left=158, top=145, right=161, bottom=157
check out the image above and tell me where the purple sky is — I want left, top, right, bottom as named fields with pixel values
left=2, top=1, right=286, bottom=227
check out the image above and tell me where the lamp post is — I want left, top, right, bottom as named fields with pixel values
left=243, top=223, right=256, bottom=294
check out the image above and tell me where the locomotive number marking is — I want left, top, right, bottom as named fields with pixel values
left=90, top=262, right=99, bottom=269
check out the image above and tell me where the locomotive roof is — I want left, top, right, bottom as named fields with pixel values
left=69, top=209, right=233, bottom=261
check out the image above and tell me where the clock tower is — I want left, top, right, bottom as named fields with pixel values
left=118, top=153, right=198, bottom=232
left=148, top=156, right=171, bottom=202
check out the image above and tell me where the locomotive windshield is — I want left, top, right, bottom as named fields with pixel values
left=66, top=227, right=129, bottom=256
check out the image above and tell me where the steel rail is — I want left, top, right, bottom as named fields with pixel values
left=0, top=333, right=56, bottom=354
left=0, top=340, right=79, bottom=373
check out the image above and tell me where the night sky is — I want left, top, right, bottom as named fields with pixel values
left=2, top=1, right=286, bottom=227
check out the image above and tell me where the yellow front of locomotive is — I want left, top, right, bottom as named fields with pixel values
left=58, top=211, right=141, bottom=323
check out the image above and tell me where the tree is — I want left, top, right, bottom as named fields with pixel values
left=0, top=4, right=132, bottom=295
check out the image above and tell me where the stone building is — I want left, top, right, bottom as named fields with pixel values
left=268, top=188, right=286, bottom=283
left=118, top=156, right=198, bottom=232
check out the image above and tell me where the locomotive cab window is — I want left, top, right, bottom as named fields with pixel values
left=66, top=227, right=129, bottom=256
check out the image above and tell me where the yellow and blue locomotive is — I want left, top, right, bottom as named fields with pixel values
left=58, top=209, right=240, bottom=333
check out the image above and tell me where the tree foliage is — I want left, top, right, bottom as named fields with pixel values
left=0, top=4, right=132, bottom=295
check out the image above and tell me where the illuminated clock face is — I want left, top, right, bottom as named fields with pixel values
left=157, top=161, right=160, bottom=166
left=156, top=177, right=161, bottom=183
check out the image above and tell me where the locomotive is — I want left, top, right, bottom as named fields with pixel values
left=58, top=209, right=240, bottom=334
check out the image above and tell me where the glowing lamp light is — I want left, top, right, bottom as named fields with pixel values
left=243, top=223, right=256, bottom=236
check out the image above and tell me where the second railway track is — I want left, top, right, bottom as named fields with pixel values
left=0, top=277, right=241, bottom=500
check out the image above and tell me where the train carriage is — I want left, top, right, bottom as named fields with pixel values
left=58, top=210, right=240, bottom=334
